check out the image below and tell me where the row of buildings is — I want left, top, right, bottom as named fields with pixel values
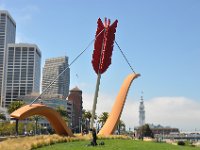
left=136, top=95, right=180, bottom=138
left=2, top=10, right=181, bottom=135
left=0, top=10, right=82, bottom=133
left=18, top=86, right=83, bottom=133
left=0, top=10, right=70, bottom=107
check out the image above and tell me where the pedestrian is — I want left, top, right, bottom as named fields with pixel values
left=91, top=128, right=97, bottom=146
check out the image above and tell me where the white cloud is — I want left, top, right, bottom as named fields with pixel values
left=145, top=97, right=200, bottom=131
left=82, top=92, right=139, bottom=130
left=82, top=92, right=200, bottom=131
left=82, top=92, right=114, bottom=113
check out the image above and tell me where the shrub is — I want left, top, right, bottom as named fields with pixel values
left=0, top=134, right=130, bottom=149
left=49, top=139, right=55, bottom=145
left=177, top=141, right=185, bottom=146
left=31, top=143, right=37, bottom=149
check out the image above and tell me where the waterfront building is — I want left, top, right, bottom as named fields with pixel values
left=139, top=95, right=145, bottom=126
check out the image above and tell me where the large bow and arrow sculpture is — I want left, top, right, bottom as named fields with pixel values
left=90, top=18, right=118, bottom=128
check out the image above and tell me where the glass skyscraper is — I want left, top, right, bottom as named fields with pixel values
left=42, top=56, right=70, bottom=99
left=0, top=10, right=16, bottom=107
left=3, top=43, right=41, bottom=107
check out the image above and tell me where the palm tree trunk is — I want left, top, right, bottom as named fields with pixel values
left=88, top=118, right=91, bottom=129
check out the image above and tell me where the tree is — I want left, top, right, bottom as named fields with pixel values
left=83, top=110, right=92, bottom=130
left=7, top=101, right=25, bottom=114
left=98, top=112, right=109, bottom=127
left=138, top=124, right=154, bottom=138
left=82, top=110, right=97, bottom=131
left=82, top=109, right=86, bottom=130
left=0, top=113, right=6, bottom=121
left=56, top=106, right=67, bottom=118
left=7, top=100, right=25, bottom=136
left=56, top=106, right=67, bottom=117
left=117, top=120, right=125, bottom=135
left=56, top=106, right=69, bottom=124
left=85, top=110, right=92, bottom=122
left=31, top=115, right=42, bottom=135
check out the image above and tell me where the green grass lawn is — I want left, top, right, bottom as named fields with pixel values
left=36, top=139, right=200, bottom=150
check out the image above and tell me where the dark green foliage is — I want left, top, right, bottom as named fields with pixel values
left=31, top=115, right=43, bottom=134
left=82, top=110, right=96, bottom=131
left=56, top=106, right=67, bottom=117
left=56, top=106, right=68, bottom=122
left=0, top=113, right=6, bottom=120
left=98, top=112, right=109, bottom=127
left=138, top=124, right=154, bottom=138
left=7, top=100, right=25, bottom=114
left=0, top=122, right=34, bottom=136
left=177, top=141, right=185, bottom=146
left=117, top=120, right=125, bottom=135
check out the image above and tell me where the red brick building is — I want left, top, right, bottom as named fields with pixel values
left=67, top=86, right=83, bottom=133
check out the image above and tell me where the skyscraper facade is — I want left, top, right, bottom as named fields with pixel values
left=0, top=10, right=16, bottom=106
left=3, top=43, right=41, bottom=107
left=42, top=56, right=70, bottom=99
left=139, top=96, right=145, bottom=126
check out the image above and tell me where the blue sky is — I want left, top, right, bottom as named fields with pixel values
left=1, top=0, right=200, bottom=131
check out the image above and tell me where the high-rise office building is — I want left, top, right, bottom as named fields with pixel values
left=42, top=56, right=70, bottom=99
left=0, top=10, right=16, bottom=106
left=3, top=43, right=41, bottom=107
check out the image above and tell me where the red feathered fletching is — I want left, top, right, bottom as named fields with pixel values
left=92, top=18, right=118, bottom=74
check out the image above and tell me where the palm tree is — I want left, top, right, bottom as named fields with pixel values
left=31, top=115, right=42, bottom=135
left=98, top=112, right=109, bottom=127
left=56, top=106, right=68, bottom=122
left=82, top=109, right=86, bottom=130
left=82, top=110, right=97, bottom=131
left=117, top=119, right=125, bottom=135
left=7, top=100, right=25, bottom=114
left=84, top=110, right=92, bottom=130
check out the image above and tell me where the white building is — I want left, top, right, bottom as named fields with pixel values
left=42, top=56, right=70, bottom=99
left=0, top=10, right=16, bottom=107
left=3, top=43, right=41, bottom=107
left=139, top=95, right=145, bottom=126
